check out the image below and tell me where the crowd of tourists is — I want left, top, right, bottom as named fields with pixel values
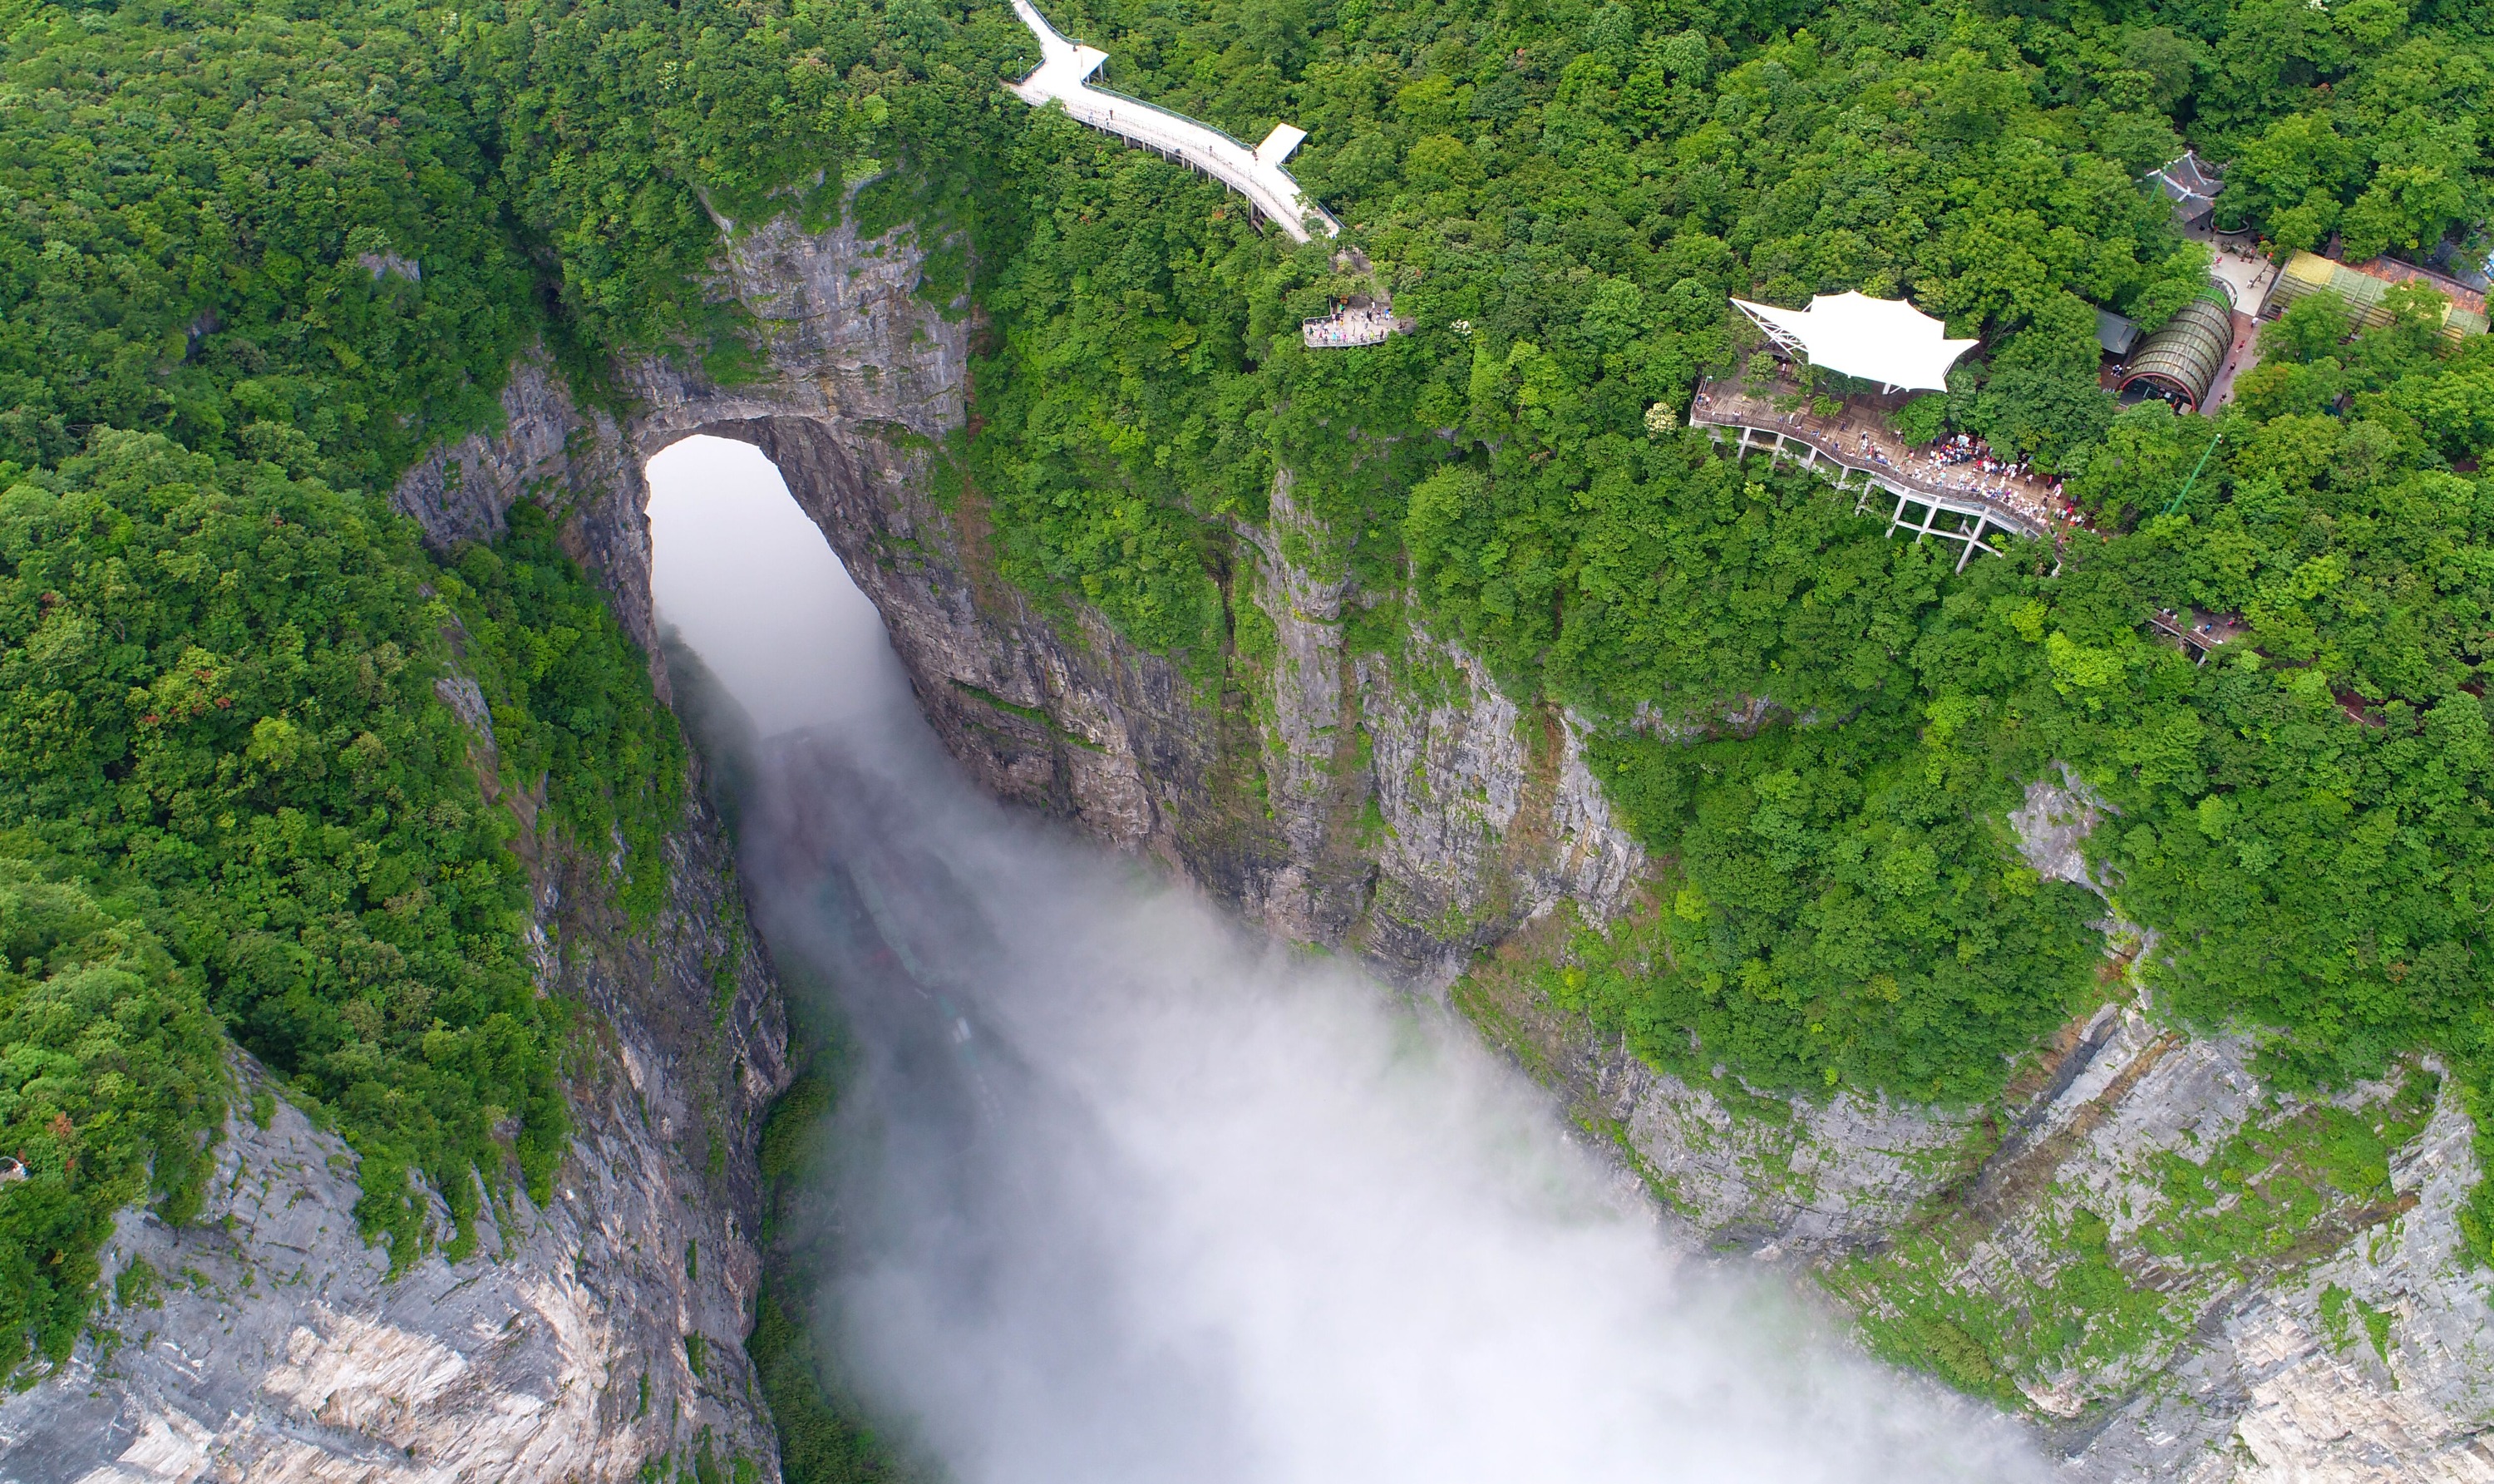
left=1691, top=381, right=2090, bottom=538
left=1910, top=432, right=2074, bottom=528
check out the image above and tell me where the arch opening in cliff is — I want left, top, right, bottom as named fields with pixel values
left=644, top=433, right=910, bottom=739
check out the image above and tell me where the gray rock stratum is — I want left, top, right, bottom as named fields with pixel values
left=0, top=773, right=787, bottom=1482
left=546, top=205, right=2482, bottom=1484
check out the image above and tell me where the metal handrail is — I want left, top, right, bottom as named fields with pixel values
left=1078, top=82, right=1255, bottom=154
left=1693, top=406, right=2051, bottom=539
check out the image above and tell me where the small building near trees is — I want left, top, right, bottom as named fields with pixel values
left=2147, top=151, right=2225, bottom=229
left=2094, top=308, right=2143, bottom=357
left=2118, top=292, right=2235, bottom=412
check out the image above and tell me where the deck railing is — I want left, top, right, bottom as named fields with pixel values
left=1688, top=395, right=2072, bottom=572
left=1687, top=388, right=2059, bottom=543
left=1081, top=82, right=1253, bottom=152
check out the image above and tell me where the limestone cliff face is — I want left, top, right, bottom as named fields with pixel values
left=393, top=205, right=1639, bottom=983
left=0, top=781, right=788, bottom=1483
left=1235, top=470, right=1645, bottom=971
left=404, top=207, right=2494, bottom=1484
left=388, top=209, right=2492, bottom=1484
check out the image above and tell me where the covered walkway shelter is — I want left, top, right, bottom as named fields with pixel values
left=2117, top=292, right=2234, bottom=412
left=1006, top=0, right=1338, bottom=243
left=1730, top=291, right=1979, bottom=393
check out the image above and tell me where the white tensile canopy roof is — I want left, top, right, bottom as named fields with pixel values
left=1730, top=291, right=1979, bottom=392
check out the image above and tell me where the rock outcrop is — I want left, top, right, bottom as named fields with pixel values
left=394, top=200, right=1640, bottom=984
left=382, top=203, right=2491, bottom=1484
left=0, top=782, right=786, bottom=1482
left=398, top=200, right=2494, bottom=1484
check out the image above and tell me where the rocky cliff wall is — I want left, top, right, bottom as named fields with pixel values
left=1452, top=811, right=2494, bottom=1484
left=394, top=203, right=1641, bottom=981
left=0, top=186, right=1657, bottom=1483
left=0, top=777, right=788, bottom=1484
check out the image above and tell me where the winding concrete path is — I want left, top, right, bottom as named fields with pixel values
left=1006, top=0, right=1338, bottom=243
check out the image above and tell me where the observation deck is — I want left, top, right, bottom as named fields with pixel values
left=1303, top=304, right=1407, bottom=348
left=1006, top=0, right=1338, bottom=243
left=1689, top=377, right=2067, bottom=569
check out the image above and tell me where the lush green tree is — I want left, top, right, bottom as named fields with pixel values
left=2068, top=401, right=2220, bottom=527
left=1894, top=396, right=1950, bottom=446
left=0, top=869, right=221, bottom=1374
left=1968, top=293, right=2121, bottom=469
left=2264, top=292, right=2355, bottom=365
left=0, top=0, right=538, bottom=481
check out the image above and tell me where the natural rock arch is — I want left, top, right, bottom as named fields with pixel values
left=392, top=209, right=1642, bottom=984
left=395, top=214, right=1208, bottom=897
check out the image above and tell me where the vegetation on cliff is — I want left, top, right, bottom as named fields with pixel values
left=0, top=428, right=680, bottom=1321
left=7, top=0, right=2494, bottom=1403
left=0, top=869, right=219, bottom=1377
left=934, top=0, right=2494, bottom=1231
left=0, top=0, right=699, bottom=1369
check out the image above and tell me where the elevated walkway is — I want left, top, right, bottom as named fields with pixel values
left=1006, top=0, right=1338, bottom=243
left=1689, top=378, right=2058, bottom=570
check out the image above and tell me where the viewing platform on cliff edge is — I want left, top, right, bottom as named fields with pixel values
left=1689, top=376, right=2078, bottom=570
left=1303, top=303, right=1410, bottom=348
left=1006, top=0, right=1339, bottom=244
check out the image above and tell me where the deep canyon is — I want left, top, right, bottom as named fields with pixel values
left=656, top=434, right=2048, bottom=1483
left=3, top=200, right=2487, bottom=1484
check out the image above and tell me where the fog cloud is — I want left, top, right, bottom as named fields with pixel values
left=645, top=438, right=2047, bottom=1484
left=648, top=435, right=909, bottom=737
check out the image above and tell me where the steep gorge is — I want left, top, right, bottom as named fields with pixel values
left=407, top=210, right=2494, bottom=1482
left=397, top=203, right=1649, bottom=979
left=8, top=0, right=2494, bottom=1473
left=13, top=201, right=2489, bottom=1484
left=2, top=787, right=790, bottom=1482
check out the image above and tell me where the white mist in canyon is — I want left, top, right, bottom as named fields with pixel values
left=646, top=435, right=2047, bottom=1484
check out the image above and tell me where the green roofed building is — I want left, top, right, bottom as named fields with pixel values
left=2270, top=251, right=2492, bottom=342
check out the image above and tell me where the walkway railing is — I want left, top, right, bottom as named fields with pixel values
left=1688, top=382, right=2063, bottom=570
left=1082, top=81, right=1253, bottom=153
left=1005, top=0, right=1339, bottom=243
left=1696, top=387, right=2065, bottom=554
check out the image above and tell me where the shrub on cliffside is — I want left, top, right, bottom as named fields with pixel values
left=0, top=870, right=221, bottom=1377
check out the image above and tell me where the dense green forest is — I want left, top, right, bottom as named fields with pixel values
left=0, top=432, right=683, bottom=1361
left=5, top=0, right=2494, bottom=1406
left=0, top=0, right=686, bottom=1373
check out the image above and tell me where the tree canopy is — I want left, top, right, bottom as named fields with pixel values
left=7, top=0, right=2494, bottom=1377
